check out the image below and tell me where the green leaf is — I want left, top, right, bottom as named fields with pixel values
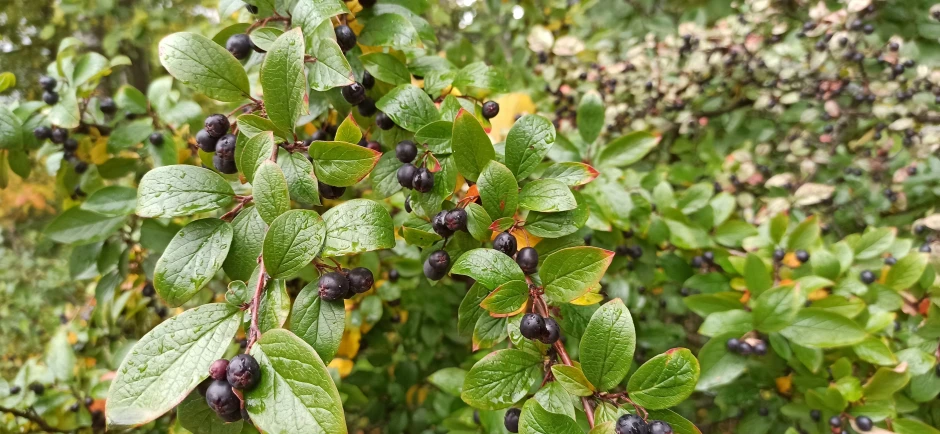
left=518, top=399, right=582, bottom=434
left=541, top=162, right=599, bottom=187
left=307, top=38, right=355, bottom=91
left=248, top=27, right=283, bottom=52
left=360, top=52, right=411, bottom=85
left=369, top=152, right=403, bottom=198
left=525, top=192, right=590, bottom=239
left=239, top=131, right=277, bottom=183
left=478, top=161, right=519, bottom=220
left=894, top=419, right=940, bottom=434
left=177, top=392, right=243, bottom=434
left=245, top=329, right=346, bottom=433
left=683, top=293, right=743, bottom=317
left=278, top=150, right=320, bottom=205
left=45, top=207, right=126, bottom=245
left=580, top=299, right=636, bottom=391
left=261, top=28, right=308, bottom=136
left=698, top=310, right=753, bottom=337
left=359, top=14, right=419, bottom=48
left=458, top=283, right=489, bottom=336
left=451, top=248, right=526, bottom=290
left=752, top=285, right=803, bottom=333
left=0, top=107, right=23, bottom=150
left=263, top=210, right=327, bottom=278
left=460, top=349, right=541, bottom=410
left=862, top=367, right=910, bottom=401
left=108, top=118, right=155, bottom=152
left=48, top=89, right=81, bottom=129
left=253, top=160, right=291, bottom=224
left=136, top=165, right=235, bottom=218
left=533, top=381, right=575, bottom=420
left=106, top=303, right=241, bottom=428
left=155, top=218, right=233, bottom=307
left=696, top=333, right=747, bottom=391
left=334, top=115, right=362, bottom=144
left=306, top=140, right=381, bottom=187
left=465, top=202, right=493, bottom=242
left=646, top=409, right=703, bottom=434
left=321, top=199, right=395, bottom=257
left=223, top=206, right=267, bottom=282
left=576, top=91, right=604, bottom=144
left=854, top=228, right=896, bottom=260
left=504, top=115, right=556, bottom=181
left=428, top=368, right=467, bottom=397
left=116, top=84, right=149, bottom=114
left=541, top=247, right=614, bottom=303
left=787, top=216, right=820, bottom=251
left=779, top=308, right=867, bottom=348
left=158, top=32, right=250, bottom=102
left=596, top=131, right=660, bottom=168
left=628, top=348, right=700, bottom=409
left=519, top=179, right=577, bottom=212
left=0, top=72, right=15, bottom=93
left=415, top=120, right=453, bottom=154
left=451, top=110, right=495, bottom=182
left=374, top=84, right=439, bottom=132
left=258, top=277, right=290, bottom=332
left=452, top=61, right=508, bottom=97
left=551, top=364, right=595, bottom=396
left=480, top=280, right=529, bottom=315
left=885, top=253, right=927, bottom=291
left=291, top=0, right=349, bottom=48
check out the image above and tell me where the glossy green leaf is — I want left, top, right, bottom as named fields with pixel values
left=155, top=218, right=233, bottom=307
left=261, top=28, right=308, bottom=136
left=45, top=207, right=126, bottom=245
left=518, top=179, right=576, bottom=212
left=577, top=91, right=604, bottom=144
left=541, top=247, right=614, bottom=303
left=541, top=162, right=599, bottom=187
left=253, top=160, right=291, bottom=224
left=628, top=348, right=700, bottom=409
left=307, top=140, right=381, bottom=187
left=885, top=252, right=927, bottom=291
left=505, top=115, right=556, bottom=181
left=518, top=399, right=581, bottom=434
left=478, top=161, right=519, bottom=220
left=460, top=349, right=541, bottom=410
left=374, top=84, right=438, bottom=132
left=780, top=308, right=867, bottom=348
left=321, top=199, right=395, bottom=257
left=239, top=132, right=277, bottom=183
left=479, top=280, right=529, bottom=315
left=451, top=110, right=495, bottom=182
left=551, top=364, right=595, bottom=396
left=580, top=299, right=636, bottom=391
left=596, top=131, right=659, bottom=168
left=263, top=210, right=326, bottom=278
left=361, top=52, right=411, bottom=85
left=136, top=165, right=235, bottom=218
left=223, top=206, right=267, bottom=282
left=752, top=285, right=803, bottom=333
left=158, top=32, right=250, bottom=102
left=358, top=14, right=419, bottom=48
left=451, top=248, right=525, bottom=290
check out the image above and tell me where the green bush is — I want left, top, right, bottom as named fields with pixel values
left=2, top=0, right=940, bottom=433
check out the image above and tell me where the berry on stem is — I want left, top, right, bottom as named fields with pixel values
left=43, top=91, right=59, bottom=105
left=342, top=82, right=366, bottom=106
left=795, top=249, right=810, bottom=263
left=540, top=317, right=561, bottom=344
left=648, top=420, right=673, bottom=434
left=482, top=101, right=499, bottom=119
left=504, top=408, right=521, bottom=433
left=100, top=97, right=117, bottom=115
left=376, top=112, right=395, bottom=130
left=227, top=354, right=261, bottom=390
left=209, top=359, right=229, bottom=381
left=347, top=267, right=375, bottom=294
left=856, top=416, right=873, bottom=431
left=516, top=247, right=538, bottom=274
left=412, top=167, right=434, bottom=193
left=205, top=380, right=240, bottom=420
left=39, top=76, right=57, bottom=91
left=205, top=114, right=230, bottom=138
left=335, top=25, right=357, bottom=52
left=396, top=140, right=418, bottom=163
left=318, top=182, right=346, bottom=199
left=149, top=132, right=164, bottom=146
left=397, top=164, right=418, bottom=189
left=615, top=414, right=648, bottom=434
left=33, top=126, right=52, bottom=140
left=860, top=270, right=875, bottom=284
left=445, top=208, right=468, bottom=232
left=519, top=313, right=545, bottom=340
left=493, top=231, right=517, bottom=257
left=318, top=271, right=350, bottom=301
left=423, top=250, right=451, bottom=280
left=226, top=34, right=253, bottom=60
left=432, top=211, right=455, bottom=238
left=196, top=129, right=219, bottom=152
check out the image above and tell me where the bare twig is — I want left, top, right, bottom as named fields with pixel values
left=221, top=196, right=253, bottom=222
left=0, top=406, right=70, bottom=433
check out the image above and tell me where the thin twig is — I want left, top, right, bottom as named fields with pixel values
left=0, top=406, right=70, bottom=433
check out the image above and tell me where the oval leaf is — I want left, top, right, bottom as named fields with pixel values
left=155, top=218, right=233, bottom=307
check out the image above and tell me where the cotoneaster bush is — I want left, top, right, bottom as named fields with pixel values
left=1, top=0, right=940, bottom=433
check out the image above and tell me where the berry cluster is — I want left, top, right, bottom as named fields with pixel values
left=395, top=140, right=434, bottom=193
left=195, top=114, right=237, bottom=174
left=725, top=337, right=768, bottom=356
left=813, top=412, right=875, bottom=433
left=33, top=124, right=87, bottom=174
left=519, top=312, right=560, bottom=345
left=615, top=414, right=674, bottom=434
left=317, top=267, right=375, bottom=301
left=421, top=207, right=469, bottom=280
left=202, top=354, right=261, bottom=422
left=39, top=76, right=58, bottom=105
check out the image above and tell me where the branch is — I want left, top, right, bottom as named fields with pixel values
left=0, top=406, right=70, bottom=433
left=246, top=256, right=267, bottom=351
left=221, top=196, right=253, bottom=222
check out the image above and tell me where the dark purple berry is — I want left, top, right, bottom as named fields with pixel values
left=860, top=270, right=876, bottom=284
left=412, top=168, right=434, bottom=193
left=347, top=267, right=374, bottom=294
left=43, top=91, right=59, bottom=105
left=432, top=211, right=455, bottom=238
left=99, top=97, right=116, bottom=115
left=493, top=232, right=517, bottom=257
left=318, top=271, right=349, bottom=301
left=335, top=25, right=357, bottom=52
left=342, top=82, right=366, bottom=105
left=358, top=97, right=377, bottom=117
left=539, top=317, right=561, bottom=344
left=204, top=114, right=230, bottom=138
left=482, top=101, right=499, bottom=119
left=33, top=126, right=52, bottom=140
left=648, top=420, right=673, bottom=434
left=615, top=414, right=648, bottom=434
left=318, top=182, right=345, bottom=199
left=445, top=208, right=467, bottom=232
left=423, top=250, right=450, bottom=280
left=396, top=140, right=418, bottom=163
left=516, top=247, right=538, bottom=274
left=196, top=129, right=218, bottom=152
left=397, top=164, right=417, bottom=189
left=376, top=112, right=394, bottom=130
left=149, top=132, right=164, bottom=146
left=856, top=416, right=873, bottom=431
left=226, top=354, right=261, bottom=390
left=362, top=71, right=375, bottom=89
left=226, top=34, right=253, bottom=60
left=504, top=408, right=521, bottom=433
left=519, top=313, right=545, bottom=340
left=209, top=359, right=229, bottom=381
left=39, top=76, right=57, bottom=91
left=205, top=380, right=239, bottom=417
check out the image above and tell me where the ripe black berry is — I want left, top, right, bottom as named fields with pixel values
left=810, top=409, right=821, bottom=421
left=376, top=111, right=395, bottom=130
left=540, top=317, right=560, bottom=344
left=432, top=211, right=455, bottom=238
left=504, top=408, right=521, bottom=433
left=773, top=248, right=785, bottom=262
left=99, top=97, right=117, bottom=115
left=10, top=386, right=21, bottom=395
left=423, top=250, right=450, bottom=280
left=648, top=420, right=673, bottom=434
left=362, top=71, right=375, bottom=89
left=358, top=97, right=377, bottom=117
left=318, top=182, right=346, bottom=199
left=519, top=313, right=545, bottom=340
left=245, top=3, right=258, bottom=13
left=412, top=167, right=434, bottom=193
left=39, top=76, right=57, bottom=91
left=403, top=195, right=412, bottom=213
left=738, top=342, right=753, bottom=356
left=397, top=164, right=417, bottom=189
left=204, top=114, right=230, bottom=138
left=335, top=25, right=357, bottom=52
left=33, top=126, right=52, bottom=140
left=226, top=34, right=253, bottom=60
left=318, top=271, right=350, bottom=301
left=69, top=403, right=80, bottom=412
left=829, top=415, right=842, bottom=427
left=74, top=160, right=88, bottom=174
left=795, top=249, right=810, bottom=263
left=445, top=208, right=467, bottom=232
left=860, top=270, right=876, bottom=284
left=920, top=243, right=932, bottom=253
left=388, top=269, right=399, bottom=282
left=856, top=416, right=873, bottom=431
left=43, top=91, right=59, bottom=105
left=482, top=101, right=499, bottom=119
left=28, top=382, right=44, bottom=396
left=227, top=354, right=261, bottom=390
left=885, top=256, right=897, bottom=265
left=396, top=140, right=418, bottom=163
left=64, top=138, right=79, bottom=152
left=493, top=232, right=517, bottom=257
left=215, top=133, right=236, bottom=154
left=214, top=134, right=237, bottom=174
left=702, top=251, right=715, bottom=263
left=342, top=82, right=366, bottom=106
left=753, top=341, right=768, bottom=356
left=690, top=256, right=703, bottom=268
left=615, top=414, right=648, bottom=434
left=205, top=380, right=240, bottom=418
left=726, top=338, right=740, bottom=352
left=196, top=129, right=218, bottom=152
left=516, top=247, right=538, bottom=274
left=149, top=132, right=164, bottom=146
left=347, top=267, right=374, bottom=294
left=209, top=359, right=229, bottom=381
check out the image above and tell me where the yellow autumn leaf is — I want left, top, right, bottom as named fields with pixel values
left=328, top=358, right=354, bottom=378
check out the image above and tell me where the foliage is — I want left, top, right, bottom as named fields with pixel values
left=2, top=0, right=940, bottom=433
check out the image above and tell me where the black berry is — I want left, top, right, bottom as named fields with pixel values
left=615, top=414, right=648, bottom=434
left=773, top=248, right=785, bottom=262
left=856, top=416, right=873, bottom=431
left=423, top=250, right=450, bottom=280
left=362, top=71, right=375, bottom=89
left=142, top=282, right=155, bottom=297
left=226, top=34, right=253, bottom=60
left=342, top=82, right=366, bottom=106
left=412, top=167, right=434, bottom=193
left=860, top=270, right=876, bottom=284
left=726, top=338, right=741, bottom=352
left=516, top=247, right=538, bottom=274
left=245, top=3, right=258, bottom=13
left=64, top=138, right=79, bottom=152
left=318, top=182, right=346, bottom=199
left=205, top=380, right=240, bottom=418
left=318, top=271, right=350, bottom=301
left=28, top=382, right=44, bottom=396
left=99, top=97, right=117, bottom=115
left=493, top=232, right=517, bottom=257
left=335, top=25, right=357, bottom=52
left=149, top=132, right=164, bottom=146
left=376, top=111, right=395, bottom=130
left=432, top=211, right=455, bottom=238
left=209, top=359, right=229, bottom=381
left=519, top=313, right=545, bottom=340
left=9, top=386, right=21, bottom=395
left=33, top=126, right=52, bottom=140
left=43, top=91, right=59, bottom=105
left=227, top=354, right=261, bottom=390
left=738, top=342, right=753, bottom=356
left=69, top=403, right=80, bottom=412
left=920, top=243, right=932, bottom=253
left=396, top=140, right=418, bottom=163
left=810, top=409, right=821, bottom=421
left=347, top=267, right=374, bottom=294
left=829, top=415, right=842, bottom=427
left=403, top=195, right=412, bottom=213
left=504, top=408, right=521, bottom=433
left=204, top=114, right=230, bottom=138
left=39, top=76, right=57, bottom=91
left=389, top=269, right=399, bottom=282
left=358, top=97, right=377, bottom=117
left=445, top=208, right=467, bottom=232
left=196, top=129, right=219, bottom=152
left=540, top=317, right=561, bottom=344
left=397, top=164, right=417, bottom=189
left=73, top=160, right=88, bottom=174
left=753, top=341, right=768, bottom=356
left=795, top=249, right=810, bottom=263
left=885, top=256, right=897, bottom=265
left=690, top=256, right=703, bottom=268
left=482, top=101, right=499, bottom=119
left=214, top=134, right=237, bottom=174
left=648, top=420, right=673, bottom=434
